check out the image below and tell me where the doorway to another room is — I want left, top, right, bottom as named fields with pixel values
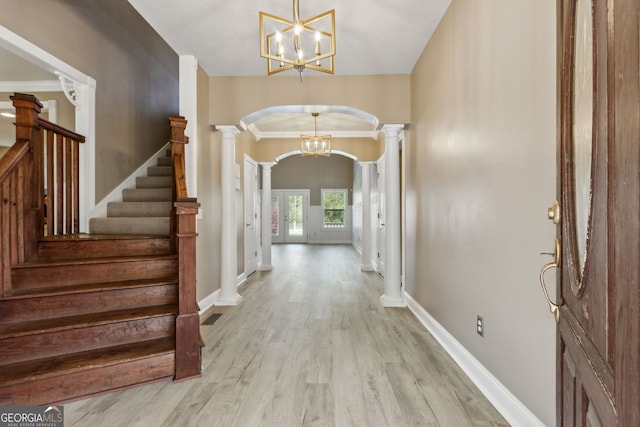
left=271, top=190, right=309, bottom=244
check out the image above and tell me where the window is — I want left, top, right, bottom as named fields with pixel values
left=322, top=189, right=347, bottom=229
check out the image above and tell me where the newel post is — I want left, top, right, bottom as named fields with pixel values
left=169, top=115, right=202, bottom=381
left=174, top=199, right=201, bottom=381
left=11, top=93, right=44, bottom=262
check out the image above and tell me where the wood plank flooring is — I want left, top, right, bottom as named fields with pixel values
left=64, top=244, right=509, bottom=426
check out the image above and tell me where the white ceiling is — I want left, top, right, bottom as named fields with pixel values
left=127, top=0, right=451, bottom=77
left=126, top=0, right=451, bottom=139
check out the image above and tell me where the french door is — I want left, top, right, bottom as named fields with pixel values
left=547, top=0, right=640, bottom=425
left=271, top=190, right=309, bottom=243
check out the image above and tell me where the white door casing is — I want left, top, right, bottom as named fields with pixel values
left=244, top=155, right=259, bottom=275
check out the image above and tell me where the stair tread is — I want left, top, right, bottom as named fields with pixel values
left=1, top=276, right=178, bottom=300
left=40, top=234, right=170, bottom=242
left=0, top=304, right=177, bottom=339
left=11, top=253, right=177, bottom=270
left=0, top=337, right=175, bottom=385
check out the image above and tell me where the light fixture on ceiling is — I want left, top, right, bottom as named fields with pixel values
left=259, top=0, right=336, bottom=80
left=300, top=113, right=331, bottom=157
left=0, top=111, right=16, bottom=118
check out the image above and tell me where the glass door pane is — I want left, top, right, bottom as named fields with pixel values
left=288, top=194, right=304, bottom=237
left=271, top=194, right=281, bottom=238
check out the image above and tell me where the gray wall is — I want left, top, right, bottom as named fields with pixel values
left=407, top=0, right=557, bottom=424
left=272, top=154, right=354, bottom=205
left=0, top=0, right=179, bottom=201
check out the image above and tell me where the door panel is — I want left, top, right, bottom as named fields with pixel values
left=553, top=0, right=640, bottom=425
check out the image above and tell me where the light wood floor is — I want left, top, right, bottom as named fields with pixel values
left=65, top=244, right=509, bottom=426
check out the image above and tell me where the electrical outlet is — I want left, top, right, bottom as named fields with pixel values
left=476, top=315, right=484, bottom=337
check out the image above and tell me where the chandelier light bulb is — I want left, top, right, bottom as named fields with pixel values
left=275, top=31, right=282, bottom=42
left=315, top=31, right=321, bottom=41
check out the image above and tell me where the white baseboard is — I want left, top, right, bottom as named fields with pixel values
left=404, top=292, right=546, bottom=427
left=237, top=273, right=247, bottom=288
left=197, top=272, right=247, bottom=315
left=89, top=142, right=170, bottom=218
left=307, top=239, right=353, bottom=245
left=198, top=288, right=219, bottom=317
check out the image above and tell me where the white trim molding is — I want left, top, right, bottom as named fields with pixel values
left=198, top=289, right=220, bottom=317
left=0, top=24, right=96, bottom=232
left=0, top=80, right=61, bottom=92
left=404, top=292, right=546, bottom=427
left=179, top=55, right=198, bottom=201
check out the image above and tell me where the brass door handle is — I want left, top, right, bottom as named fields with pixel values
left=539, top=237, right=562, bottom=323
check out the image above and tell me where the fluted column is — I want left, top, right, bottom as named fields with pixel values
left=259, top=162, right=274, bottom=271
left=360, top=162, right=375, bottom=271
left=380, top=125, right=406, bottom=307
left=217, top=126, right=242, bottom=305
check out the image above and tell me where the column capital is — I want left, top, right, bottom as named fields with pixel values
left=359, top=161, right=375, bottom=168
left=214, top=125, right=242, bottom=136
left=381, top=124, right=405, bottom=140
left=259, top=162, right=274, bottom=170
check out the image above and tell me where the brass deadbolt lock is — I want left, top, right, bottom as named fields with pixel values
left=547, top=200, right=560, bottom=225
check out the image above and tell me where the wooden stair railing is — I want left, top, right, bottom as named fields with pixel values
left=168, top=115, right=202, bottom=381
left=0, top=94, right=201, bottom=399
left=0, top=93, right=85, bottom=297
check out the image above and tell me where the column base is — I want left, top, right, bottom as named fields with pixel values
left=380, top=294, right=406, bottom=308
left=360, top=264, right=375, bottom=272
left=216, top=293, right=243, bottom=306
left=259, top=264, right=273, bottom=271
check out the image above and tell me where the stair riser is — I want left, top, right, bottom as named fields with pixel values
left=122, top=188, right=172, bottom=202
left=135, top=176, right=171, bottom=188
left=0, top=352, right=175, bottom=405
left=0, top=316, right=175, bottom=365
left=147, top=166, right=172, bottom=176
left=38, top=238, right=171, bottom=260
left=0, top=284, right=177, bottom=323
left=157, top=157, right=172, bottom=167
left=107, top=202, right=172, bottom=218
left=11, top=258, right=178, bottom=290
left=89, top=217, right=170, bottom=235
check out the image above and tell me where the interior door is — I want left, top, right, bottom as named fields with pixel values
left=376, top=158, right=386, bottom=276
left=546, top=1, right=640, bottom=425
left=244, top=158, right=259, bottom=275
left=271, top=190, right=308, bottom=243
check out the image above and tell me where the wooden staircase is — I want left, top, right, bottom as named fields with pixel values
left=89, top=151, right=173, bottom=235
left=0, top=94, right=201, bottom=405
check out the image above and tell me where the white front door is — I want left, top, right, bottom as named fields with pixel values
left=271, top=190, right=309, bottom=243
left=244, top=157, right=259, bottom=275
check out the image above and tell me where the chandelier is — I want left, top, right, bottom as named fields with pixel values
left=300, top=113, right=331, bottom=156
left=259, top=0, right=336, bottom=79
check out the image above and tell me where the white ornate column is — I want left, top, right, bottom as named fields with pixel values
left=360, top=162, right=375, bottom=271
left=380, top=125, right=406, bottom=307
left=216, top=126, right=242, bottom=305
left=259, top=162, right=274, bottom=271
